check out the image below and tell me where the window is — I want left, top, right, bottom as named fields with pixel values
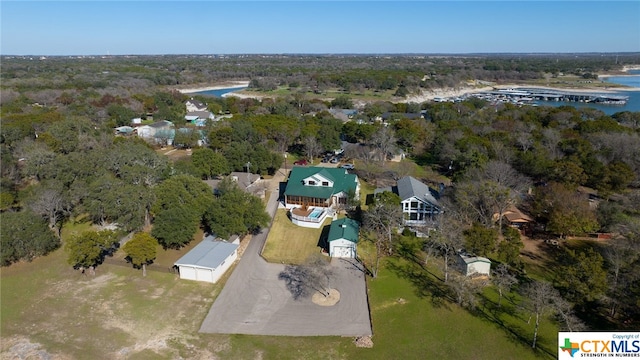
left=322, top=181, right=329, bottom=186
left=308, top=180, right=316, bottom=185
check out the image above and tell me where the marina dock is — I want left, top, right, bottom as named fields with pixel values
left=485, top=88, right=629, bottom=105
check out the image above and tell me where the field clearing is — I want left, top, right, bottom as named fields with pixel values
left=1, top=246, right=557, bottom=359
left=3, top=214, right=557, bottom=359
left=261, top=209, right=330, bottom=264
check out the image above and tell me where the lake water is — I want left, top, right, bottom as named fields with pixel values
left=193, top=74, right=640, bottom=115
left=194, top=86, right=248, bottom=97
left=534, top=70, right=640, bottom=115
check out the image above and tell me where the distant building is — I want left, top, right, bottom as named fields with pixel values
left=136, top=120, right=175, bottom=144
left=185, top=111, right=215, bottom=125
left=203, top=172, right=262, bottom=196
left=185, top=99, right=207, bottom=112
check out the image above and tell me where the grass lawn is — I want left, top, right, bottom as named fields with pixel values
left=360, top=257, right=557, bottom=360
left=1, top=244, right=558, bottom=359
left=261, top=209, right=330, bottom=264
left=3, top=214, right=559, bottom=359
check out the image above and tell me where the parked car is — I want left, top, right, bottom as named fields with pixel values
left=341, top=164, right=355, bottom=170
left=294, top=159, right=308, bottom=166
left=330, top=157, right=338, bottom=164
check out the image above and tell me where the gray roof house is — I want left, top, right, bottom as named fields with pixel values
left=185, top=99, right=208, bottom=112
left=174, top=235, right=239, bottom=283
left=375, top=176, right=441, bottom=226
left=203, top=172, right=262, bottom=196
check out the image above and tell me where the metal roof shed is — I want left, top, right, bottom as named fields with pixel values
left=174, top=236, right=239, bottom=283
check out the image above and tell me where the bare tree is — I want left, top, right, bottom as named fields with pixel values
left=278, top=254, right=333, bottom=300
left=603, top=235, right=639, bottom=317
left=457, top=161, right=530, bottom=232
left=541, top=128, right=562, bottom=160
left=14, top=139, right=56, bottom=182
left=27, top=181, right=70, bottom=235
left=423, top=238, right=440, bottom=267
left=370, top=126, right=396, bottom=165
left=430, top=204, right=465, bottom=283
left=363, top=192, right=403, bottom=278
left=304, top=135, right=323, bottom=163
left=448, top=273, right=485, bottom=309
left=552, top=295, right=586, bottom=332
left=492, top=264, right=518, bottom=307
left=521, top=280, right=560, bottom=349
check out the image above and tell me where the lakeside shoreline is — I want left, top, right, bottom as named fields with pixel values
left=173, top=66, right=640, bottom=103
left=175, top=80, right=250, bottom=94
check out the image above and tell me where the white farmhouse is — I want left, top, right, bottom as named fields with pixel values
left=185, top=99, right=208, bottom=112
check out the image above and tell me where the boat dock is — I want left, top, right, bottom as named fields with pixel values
left=485, top=87, right=629, bottom=105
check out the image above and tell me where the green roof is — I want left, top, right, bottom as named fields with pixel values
left=284, top=166, right=358, bottom=200
left=328, top=218, right=360, bottom=243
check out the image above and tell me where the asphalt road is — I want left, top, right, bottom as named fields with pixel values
left=199, top=171, right=372, bottom=336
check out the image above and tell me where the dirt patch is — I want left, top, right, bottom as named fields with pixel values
left=354, top=335, right=374, bottom=348
left=312, top=289, right=340, bottom=306
left=520, top=235, right=550, bottom=264
left=1, top=335, right=72, bottom=360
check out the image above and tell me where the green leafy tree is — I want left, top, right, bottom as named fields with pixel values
left=0, top=210, right=60, bottom=266
left=331, top=95, right=353, bottom=109
left=191, top=147, right=229, bottom=179
left=553, top=158, right=588, bottom=189
left=151, top=206, right=200, bottom=249
left=497, top=227, right=524, bottom=266
left=84, top=176, right=152, bottom=231
left=463, top=223, right=498, bottom=257
left=173, top=129, right=201, bottom=149
left=556, top=248, right=608, bottom=304
left=204, top=178, right=270, bottom=239
left=107, top=104, right=137, bottom=127
left=123, top=232, right=158, bottom=276
left=605, top=161, right=635, bottom=192
left=532, top=182, right=599, bottom=237
left=65, top=230, right=119, bottom=272
left=152, top=174, right=214, bottom=215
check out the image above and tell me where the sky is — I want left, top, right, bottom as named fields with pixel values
left=1, top=1, right=639, bottom=55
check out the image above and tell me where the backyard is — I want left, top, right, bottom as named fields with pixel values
left=261, top=209, right=332, bottom=264
left=1, top=201, right=559, bottom=359
left=1, top=245, right=558, bottom=359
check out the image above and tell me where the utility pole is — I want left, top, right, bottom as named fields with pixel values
left=245, top=161, right=251, bottom=186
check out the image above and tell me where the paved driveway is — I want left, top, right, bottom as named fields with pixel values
left=199, top=172, right=372, bottom=336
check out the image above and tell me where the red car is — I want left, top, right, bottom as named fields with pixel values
left=293, top=159, right=308, bottom=166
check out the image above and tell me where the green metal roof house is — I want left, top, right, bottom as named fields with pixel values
left=327, top=218, right=360, bottom=258
left=284, top=166, right=360, bottom=228
left=284, top=166, right=359, bottom=209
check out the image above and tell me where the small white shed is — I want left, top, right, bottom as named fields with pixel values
left=174, top=236, right=239, bottom=283
left=458, top=253, right=491, bottom=277
left=328, top=218, right=359, bottom=258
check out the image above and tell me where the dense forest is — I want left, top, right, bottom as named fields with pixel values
left=1, top=54, right=639, bottom=330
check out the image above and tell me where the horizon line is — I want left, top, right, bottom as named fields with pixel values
left=3, top=51, right=640, bottom=57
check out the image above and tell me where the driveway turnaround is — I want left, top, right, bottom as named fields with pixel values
left=199, top=175, right=372, bottom=336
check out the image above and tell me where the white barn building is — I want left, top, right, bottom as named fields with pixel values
left=458, top=253, right=491, bottom=277
left=174, top=235, right=239, bottom=283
